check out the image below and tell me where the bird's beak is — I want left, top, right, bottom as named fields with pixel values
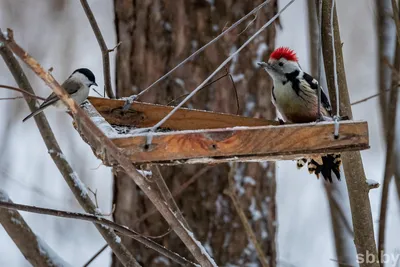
left=257, top=61, right=270, bottom=69
left=92, top=82, right=98, bottom=87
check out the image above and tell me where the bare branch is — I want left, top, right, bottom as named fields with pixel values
left=0, top=29, right=216, bottom=267
left=378, top=1, right=400, bottom=260
left=79, top=0, right=115, bottom=99
left=321, top=1, right=380, bottom=266
left=0, top=30, right=139, bottom=267
left=0, top=200, right=197, bottom=267
left=83, top=244, right=108, bottom=267
left=0, top=84, right=46, bottom=100
left=392, top=0, right=400, bottom=47
left=151, top=166, right=191, bottom=230
left=134, top=166, right=213, bottom=227
left=0, top=96, right=24, bottom=101
left=0, top=189, right=70, bottom=267
left=224, top=162, right=269, bottom=267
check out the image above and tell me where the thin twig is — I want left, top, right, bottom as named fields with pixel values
left=0, top=96, right=24, bottom=100
left=79, top=0, right=115, bottom=99
left=0, top=200, right=197, bottom=267
left=378, top=1, right=400, bottom=262
left=83, top=244, right=108, bottom=267
left=0, top=30, right=216, bottom=267
left=392, top=0, right=400, bottom=47
left=0, top=30, right=139, bottom=267
left=142, top=0, right=295, bottom=133
left=237, top=13, right=258, bottom=36
left=108, top=42, right=121, bottom=53
left=135, top=0, right=272, bottom=100
left=0, top=84, right=46, bottom=100
left=227, top=69, right=240, bottom=115
left=224, top=162, right=269, bottom=267
left=151, top=166, right=191, bottom=230
left=133, top=166, right=212, bottom=228
left=351, top=59, right=400, bottom=105
left=351, top=90, right=391, bottom=106
left=167, top=71, right=229, bottom=106
left=0, top=189, right=70, bottom=266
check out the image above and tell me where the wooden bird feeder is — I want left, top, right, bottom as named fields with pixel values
left=79, top=96, right=369, bottom=166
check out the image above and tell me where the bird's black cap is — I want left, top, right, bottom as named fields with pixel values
left=73, top=68, right=96, bottom=84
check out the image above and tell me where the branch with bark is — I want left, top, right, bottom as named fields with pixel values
left=0, top=29, right=217, bottom=267
left=0, top=189, right=70, bottom=267
left=79, top=0, right=115, bottom=99
left=378, top=0, right=400, bottom=264
left=320, top=1, right=379, bottom=267
left=0, top=30, right=140, bottom=267
left=0, top=199, right=198, bottom=267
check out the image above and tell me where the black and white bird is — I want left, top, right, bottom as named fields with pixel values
left=258, top=47, right=341, bottom=182
left=22, top=68, right=97, bottom=122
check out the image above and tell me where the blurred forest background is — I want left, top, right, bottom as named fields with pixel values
left=0, top=0, right=400, bottom=266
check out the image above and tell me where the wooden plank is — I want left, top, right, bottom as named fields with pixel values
left=111, top=121, right=369, bottom=164
left=88, top=96, right=278, bottom=130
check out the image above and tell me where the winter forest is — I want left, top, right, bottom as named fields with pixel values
left=0, top=0, right=399, bottom=267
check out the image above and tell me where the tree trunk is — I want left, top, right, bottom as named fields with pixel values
left=112, top=1, right=278, bottom=266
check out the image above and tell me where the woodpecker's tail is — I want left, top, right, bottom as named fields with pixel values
left=296, top=158, right=308, bottom=169
left=307, top=154, right=341, bottom=182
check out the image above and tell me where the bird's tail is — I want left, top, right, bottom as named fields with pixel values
left=22, top=108, right=45, bottom=122
left=307, top=154, right=342, bottom=182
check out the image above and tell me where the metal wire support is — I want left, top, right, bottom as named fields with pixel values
left=316, top=0, right=323, bottom=121
left=330, top=0, right=340, bottom=139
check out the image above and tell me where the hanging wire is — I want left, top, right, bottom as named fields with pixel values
left=331, top=0, right=340, bottom=139
left=316, top=0, right=323, bottom=121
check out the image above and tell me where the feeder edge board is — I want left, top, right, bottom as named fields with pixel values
left=112, top=121, right=369, bottom=164
left=88, top=96, right=279, bottom=130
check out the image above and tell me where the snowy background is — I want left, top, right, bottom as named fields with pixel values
left=0, top=0, right=399, bottom=266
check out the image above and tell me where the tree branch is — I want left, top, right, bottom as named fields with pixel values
left=0, top=30, right=139, bottom=267
left=79, top=0, right=115, bottom=99
left=0, top=84, right=46, bottom=100
left=378, top=1, right=400, bottom=263
left=0, top=189, right=70, bottom=267
left=0, top=29, right=217, bottom=267
left=0, top=200, right=197, bottom=267
left=321, top=1, right=380, bottom=266
left=224, top=163, right=269, bottom=267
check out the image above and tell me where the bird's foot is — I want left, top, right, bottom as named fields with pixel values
left=278, top=118, right=285, bottom=125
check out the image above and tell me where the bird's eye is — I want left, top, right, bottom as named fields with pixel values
left=278, top=62, right=284, bottom=67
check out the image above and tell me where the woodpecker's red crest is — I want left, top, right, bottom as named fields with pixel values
left=269, top=47, right=298, bottom=62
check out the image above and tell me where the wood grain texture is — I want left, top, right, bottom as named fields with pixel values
left=111, top=121, right=369, bottom=164
left=88, top=96, right=278, bottom=130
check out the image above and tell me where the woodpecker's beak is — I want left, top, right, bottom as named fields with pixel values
left=92, top=82, right=98, bottom=87
left=257, top=62, right=269, bottom=69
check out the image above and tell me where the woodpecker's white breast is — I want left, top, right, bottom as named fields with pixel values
left=272, top=79, right=319, bottom=123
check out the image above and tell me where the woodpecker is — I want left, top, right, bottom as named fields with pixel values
left=258, top=47, right=341, bottom=182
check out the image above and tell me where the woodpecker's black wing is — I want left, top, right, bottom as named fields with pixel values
left=302, top=72, right=332, bottom=115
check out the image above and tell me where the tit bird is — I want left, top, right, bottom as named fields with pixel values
left=258, top=47, right=341, bottom=182
left=22, top=68, right=97, bottom=122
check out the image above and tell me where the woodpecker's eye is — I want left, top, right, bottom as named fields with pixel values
left=278, top=62, right=284, bottom=67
